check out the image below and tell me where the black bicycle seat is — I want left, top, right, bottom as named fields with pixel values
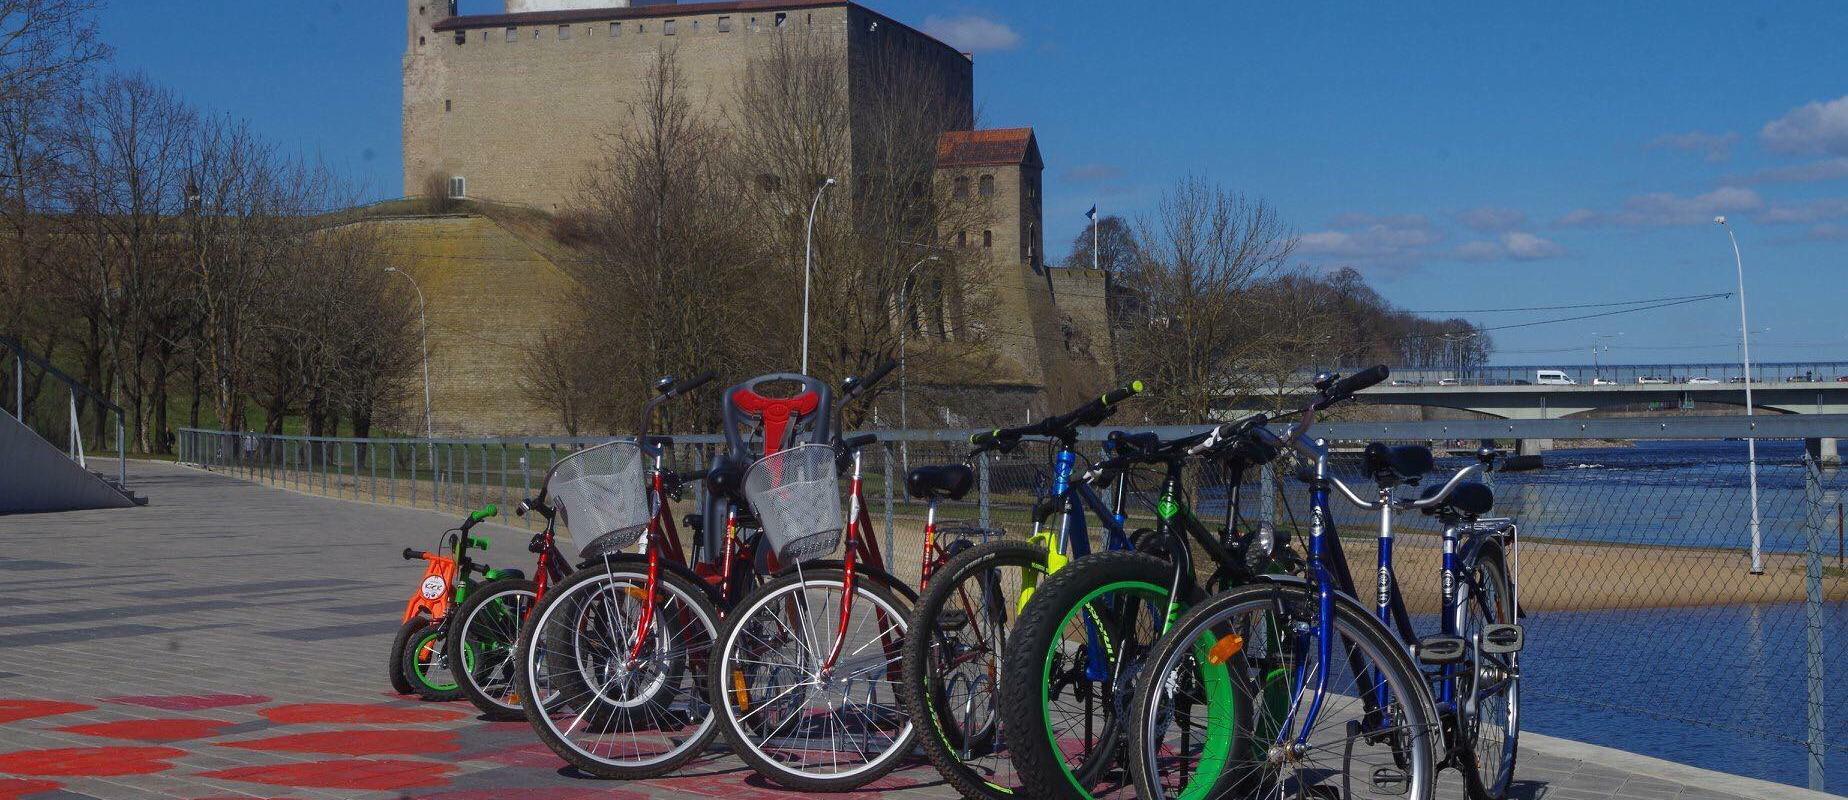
left=1364, top=443, right=1434, bottom=485
left=1420, top=481, right=1494, bottom=519
left=907, top=464, right=975, bottom=501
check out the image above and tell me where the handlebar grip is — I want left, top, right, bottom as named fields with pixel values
left=402, top=548, right=423, bottom=561
left=856, top=361, right=898, bottom=395
left=468, top=505, right=497, bottom=523
left=970, top=429, right=1001, bottom=447
left=1100, top=380, right=1145, bottom=408
left=842, top=433, right=879, bottom=451
left=1327, top=366, right=1389, bottom=400
left=673, top=371, right=717, bottom=397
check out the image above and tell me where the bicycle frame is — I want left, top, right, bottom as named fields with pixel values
left=817, top=446, right=891, bottom=674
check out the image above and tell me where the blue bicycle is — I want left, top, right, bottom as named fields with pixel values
left=1125, top=366, right=1524, bottom=800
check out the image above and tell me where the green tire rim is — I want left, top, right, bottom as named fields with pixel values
left=412, top=630, right=459, bottom=692
left=1036, top=579, right=1235, bottom=800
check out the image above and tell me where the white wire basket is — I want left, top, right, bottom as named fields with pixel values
left=545, top=440, right=650, bottom=559
left=743, top=443, right=844, bottom=564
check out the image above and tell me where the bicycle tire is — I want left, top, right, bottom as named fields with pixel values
left=1126, top=579, right=1437, bottom=800
left=1457, top=546, right=1518, bottom=800
left=901, top=539, right=1049, bottom=800
left=517, top=561, right=722, bottom=779
left=448, top=577, right=539, bottom=719
left=389, top=615, right=427, bottom=695
left=998, top=550, right=1208, bottom=800
left=711, top=565, right=916, bottom=791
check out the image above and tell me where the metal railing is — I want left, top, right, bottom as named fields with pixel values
left=176, top=413, right=1848, bottom=793
left=1341, top=360, right=1848, bottom=387
left=2, top=334, right=127, bottom=490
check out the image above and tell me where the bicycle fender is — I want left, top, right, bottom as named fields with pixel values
left=1246, top=573, right=1374, bottom=615
left=771, top=559, right=921, bottom=603
left=1455, top=537, right=1522, bottom=619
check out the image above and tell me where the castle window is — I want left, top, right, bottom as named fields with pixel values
left=749, top=16, right=759, bottom=32
left=448, top=176, right=467, bottom=199
left=444, top=99, right=451, bottom=112
left=983, top=230, right=993, bottom=248
left=978, top=174, right=995, bottom=197
left=505, top=26, right=517, bottom=42
left=775, top=12, right=787, bottom=28
left=956, top=231, right=968, bottom=247
left=691, top=20, right=700, bottom=33
left=557, top=25, right=571, bottom=40
left=636, top=22, right=645, bottom=34
left=609, top=22, right=620, bottom=37
left=718, top=16, right=731, bottom=32
left=664, top=19, right=676, bottom=35
left=953, top=176, right=969, bottom=198
left=453, top=29, right=465, bottom=45
left=419, top=35, right=426, bottom=46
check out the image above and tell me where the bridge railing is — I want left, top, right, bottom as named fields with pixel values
left=2, top=334, right=128, bottom=491
left=1304, top=361, right=1848, bottom=386
left=174, top=414, right=1848, bottom=793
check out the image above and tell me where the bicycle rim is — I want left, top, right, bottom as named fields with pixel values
left=718, top=575, right=912, bottom=782
left=526, top=568, right=717, bottom=770
left=460, top=586, right=537, bottom=710
left=1459, top=554, right=1518, bottom=798
left=926, top=551, right=1039, bottom=794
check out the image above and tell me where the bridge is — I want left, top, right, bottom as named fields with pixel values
left=1348, top=380, right=1848, bottom=458
left=1370, top=360, right=1848, bottom=386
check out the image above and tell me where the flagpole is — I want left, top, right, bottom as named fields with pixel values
left=1091, top=206, right=1099, bottom=270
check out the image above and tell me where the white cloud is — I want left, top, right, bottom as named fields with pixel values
left=1762, top=95, right=1848, bottom=156
left=1731, top=158, right=1848, bottom=185
left=1808, top=223, right=1848, bottom=241
left=1451, top=232, right=1566, bottom=262
left=1647, top=130, right=1740, bottom=163
left=1759, top=197, right=1848, bottom=224
left=922, top=14, right=1020, bottom=52
left=1298, top=216, right=1443, bottom=266
left=1558, top=187, right=1764, bottom=227
left=1454, top=206, right=1527, bottom=232
left=1061, top=163, right=1122, bottom=183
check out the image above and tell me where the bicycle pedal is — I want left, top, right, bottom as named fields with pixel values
left=1415, top=635, right=1466, bottom=665
left=1481, top=623, right=1523, bottom=654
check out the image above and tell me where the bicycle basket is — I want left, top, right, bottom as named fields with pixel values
left=544, top=440, right=650, bottom=559
left=742, top=443, right=844, bottom=564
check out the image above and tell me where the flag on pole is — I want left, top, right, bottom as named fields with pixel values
left=1085, top=205, right=1097, bottom=221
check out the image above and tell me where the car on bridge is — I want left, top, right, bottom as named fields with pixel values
left=1688, top=376, right=1720, bottom=385
left=1637, top=376, right=1670, bottom=384
left=1536, top=369, right=1576, bottom=385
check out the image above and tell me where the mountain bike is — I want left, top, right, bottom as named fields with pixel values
left=897, top=383, right=1147, bottom=800
left=707, top=362, right=915, bottom=791
left=393, top=505, right=517, bottom=701
left=1126, top=366, right=1524, bottom=800
left=995, top=417, right=1298, bottom=800
left=515, top=371, right=730, bottom=779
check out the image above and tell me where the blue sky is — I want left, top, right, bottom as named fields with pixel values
left=101, top=1, right=1848, bottom=366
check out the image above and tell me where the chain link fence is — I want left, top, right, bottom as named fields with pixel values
left=176, top=417, right=1846, bottom=793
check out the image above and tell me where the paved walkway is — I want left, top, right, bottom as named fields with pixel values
left=0, top=461, right=1826, bottom=800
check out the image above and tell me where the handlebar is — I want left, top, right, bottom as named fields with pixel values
left=1328, top=462, right=1487, bottom=511
left=1317, top=365, right=1389, bottom=409
left=669, top=371, right=716, bottom=398
left=970, top=380, right=1145, bottom=450
left=1186, top=413, right=1270, bottom=457
left=637, top=372, right=719, bottom=456
left=841, top=361, right=898, bottom=404
left=459, top=504, right=497, bottom=532
left=402, top=548, right=425, bottom=561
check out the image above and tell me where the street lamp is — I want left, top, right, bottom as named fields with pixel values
left=897, top=253, right=941, bottom=477
left=384, top=267, right=434, bottom=443
left=1716, top=216, right=1764, bottom=575
left=800, top=177, right=836, bottom=376
left=1591, top=332, right=1622, bottom=382
left=1440, top=331, right=1480, bottom=383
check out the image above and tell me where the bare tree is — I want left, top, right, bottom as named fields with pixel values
left=1117, top=178, right=1295, bottom=423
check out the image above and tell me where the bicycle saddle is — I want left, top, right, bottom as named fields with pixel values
left=1364, top=443, right=1434, bottom=485
left=906, top=464, right=975, bottom=501
left=1420, top=481, right=1494, bottom=518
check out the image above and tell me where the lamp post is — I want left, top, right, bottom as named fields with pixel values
left=1716, top=216, right=1764, bottom=575
left=897, top=254, right=940, bottom=477
left=1441, top=331, right=1480, bottom=383
left=385, top=267, right=434, bottom=444
left=1591, top=332, right=1622, bottom=382
left=800, top=177, right=836, bottom=375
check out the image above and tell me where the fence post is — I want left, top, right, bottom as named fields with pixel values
left=14, top=353, right=21, bottom=420
left=1802, top=454, right=1828, bottom=791
left=115, top=411, right=125, bottom=488
left=410, top=442, right=418, bottom=507
left=521, top=443, right=532, bottom=531
left=883, top=441, right=895, bottom=560
left=978, top=451, right=991, bottom=531
left=1259, top=463, right=1276, bottom=528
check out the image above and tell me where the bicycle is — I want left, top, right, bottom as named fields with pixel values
left=706, top=362, right=920, bottom=791
left=1125, top=366, right=1524, bottom=800
left=392, top=505, right=518, bottom=701
left=995, top=417, right=1296, bottom=800
left=515, top=371, right=729, bottom=779
left=898, top=383, right=1148, bottom=800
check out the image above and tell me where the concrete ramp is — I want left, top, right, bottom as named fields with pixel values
left=0, top=410, right=136, bottom=513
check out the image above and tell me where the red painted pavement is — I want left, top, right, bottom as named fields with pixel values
left=198, top=758, right=456, bottom=792
left=0, top=746, right=187, bottom=776
left=218, top=729, right=461, bottom=756
left=58, top=718, right=234, bottom=742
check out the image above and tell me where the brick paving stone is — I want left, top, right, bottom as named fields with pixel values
left=0, top=461, right=1819, bottom=800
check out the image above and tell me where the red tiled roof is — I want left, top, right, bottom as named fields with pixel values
left=936, top=128, right=1037, bottom=168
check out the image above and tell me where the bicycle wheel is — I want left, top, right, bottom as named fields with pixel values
left=712, top=565, right=915, bottom=791
left=518, top=561, right=721, bottom=779
left=389, top=615, right=428, bottom=695
left=901, top=539, right=1049, bottom=800
left=999, top=551, right=1212, bottom=800
left=1127, top=580, right=1437, bottom=800
left=403, top=619, right=463, bottom=701
left=448, top=577, right=538, bottom=719
left=1457, top=547, right=1518, bottom=800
